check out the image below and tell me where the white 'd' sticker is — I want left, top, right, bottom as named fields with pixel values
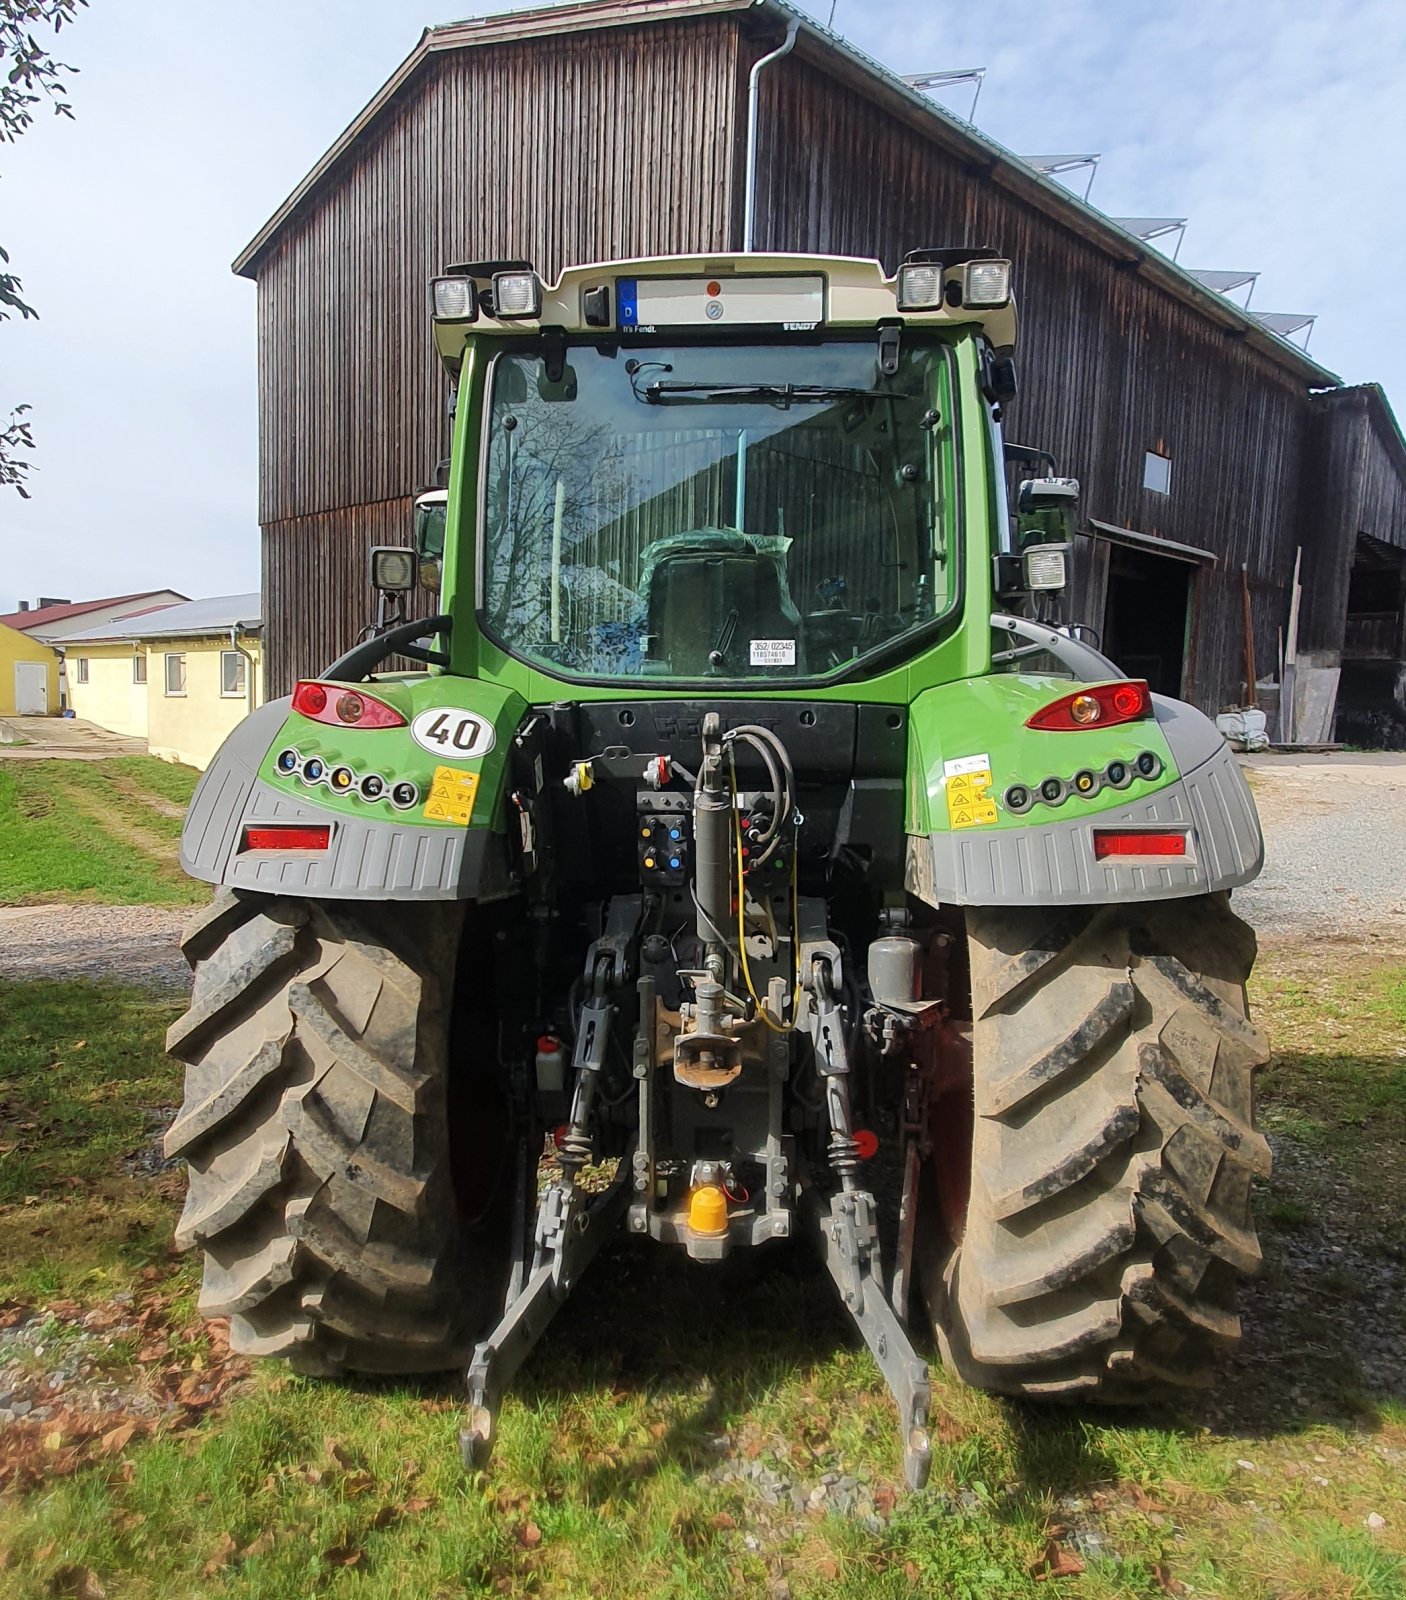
left=410, top=707, right=497, bottom=759
left=749, top=638, right=796, bottom=667
left=943, top=753, right=992, bottom=779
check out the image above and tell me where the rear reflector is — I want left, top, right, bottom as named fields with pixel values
left=1093, top=830, right=1187, bottom=860
left=242, top=824, right=331, bottom=852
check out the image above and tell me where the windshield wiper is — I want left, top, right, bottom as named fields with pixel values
left=642, top=381, right=897, bottom=408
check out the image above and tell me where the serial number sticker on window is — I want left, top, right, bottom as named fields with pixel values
left=423, top=766, right=480, bottom=825
left=943, top=753, right=997, bottom=829
left=410, top=707, right=497, bottom=759
left=749, top=639, right=796, bottom=667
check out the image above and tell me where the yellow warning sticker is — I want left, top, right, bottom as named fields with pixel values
left=944, top=757, right=997, bottom=829
left=423, top=765, right=480, bottom=825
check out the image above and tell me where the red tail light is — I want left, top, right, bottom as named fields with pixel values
left=242, top=824, right=331, bottom=852
left=1027, top=680, right=1151, bottom=731
left=291, top=681, right=405, bottom=729
left=1093, top=830, right=1186, bottom=860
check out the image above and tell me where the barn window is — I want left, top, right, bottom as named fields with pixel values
left=74, top=657, right=89, bottom=684
left=1143, top=450, right=1172, bottom=495
left=220, top=650, right=246, bottom=697
left=164, top=653, right=187, bottom=696
left=132, top=654, right=147, bottom=684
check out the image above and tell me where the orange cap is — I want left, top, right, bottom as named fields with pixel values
left=688, top=1184, right=729, bottom=1236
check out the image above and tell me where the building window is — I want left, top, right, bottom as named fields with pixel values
left=133, top=654, right=147, bottom=685
left=1143, top=450, right=1172, bottom=495
left=164, top=652, right=187, bottom=696
left=74, top=657, right=89, bottom=684
left=220, top=650, right=247, bottom=698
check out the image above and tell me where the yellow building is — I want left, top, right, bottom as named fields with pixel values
left=64, top=593, right=263, bottom=770
left=64, top=639, right=151, bottom=737
left=0, top=620, right=60, bottom=717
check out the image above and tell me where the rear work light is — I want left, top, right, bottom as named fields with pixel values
left=1093, top=830, right=1187, bottom=860
left=291, top=681, right=406, bottom=729
left=242, top=824, right=331, bottom=853
left=492, top=269, right=542, bottom=319
left=896, top=262, right=944, bottom=310
left=431, top=274, right=478, bottom=323
left=1026, top=679, right=1151, bottom=731
left=963, top=258, right=1012, bottom=307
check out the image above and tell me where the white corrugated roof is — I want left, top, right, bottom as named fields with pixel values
left=64, top=593, right=262, bottom=643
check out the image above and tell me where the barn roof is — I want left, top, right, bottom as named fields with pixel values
left=231, top=0, right=1339, bottom=389
left=63, top=594, right=263, bottom=644
left=0, top=591, right=186, bottom=633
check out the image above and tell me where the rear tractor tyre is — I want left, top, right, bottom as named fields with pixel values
left=164, top=890, right=511, bottom=1377
left=922, top=893, right=1271, bottom=1400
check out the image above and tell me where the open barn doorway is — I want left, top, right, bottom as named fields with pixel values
left=1101, top=544, right=1192, bottom=697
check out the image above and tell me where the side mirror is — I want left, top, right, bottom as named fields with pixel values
left=1016, top=476, right=1079, bottom=543
left=413, top=490, right=448, bottom=590
left=997, top=476, right=1079, bottom=599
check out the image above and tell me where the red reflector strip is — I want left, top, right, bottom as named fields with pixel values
left=242, top=825, right=331, bottom=852
left=1093, top=830, right=1187, bottom=860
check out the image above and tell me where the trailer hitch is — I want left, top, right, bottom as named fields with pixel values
left=804, top=956, right=933, bottom=1491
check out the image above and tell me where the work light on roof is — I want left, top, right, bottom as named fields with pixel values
left=492, top=269, right=542, bottom=320
left=431, top=275, right=477, bottom=323
left=963, top=259, right=1012, bottom=307
left=896, top=262, right=944, bottom=311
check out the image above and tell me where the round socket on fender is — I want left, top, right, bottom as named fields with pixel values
left=390, top=780, right=420, bottom=810
left=1105, top=759, right=1132, bottom=789
left=1072, top=768, right=1100, bottom=798
left=1004, top=783, right=1034, bottom=814
left=275, top=747, right=300, bottom=775
left=1136, top=751, right=1163, bottom=780
left=1039, top=776, right=1067, bottom=806
left=360, top=773, right=386, bottom=801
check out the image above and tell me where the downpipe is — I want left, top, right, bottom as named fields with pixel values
left=742, top=17, right=800, bottom=252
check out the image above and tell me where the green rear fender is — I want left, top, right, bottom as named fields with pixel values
left=904, top=676, right=1264, bottom=906
left=178, top=675, right=531, bottom=901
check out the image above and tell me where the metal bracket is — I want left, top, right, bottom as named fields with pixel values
left=804, top=1174, right=932, bottom=1491
left=460, top=1155, right=632, bottom=1470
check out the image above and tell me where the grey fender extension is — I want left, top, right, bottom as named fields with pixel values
left=179, top=699, right=516, bottom=902
left=906, top=699, right=1263, bottom=907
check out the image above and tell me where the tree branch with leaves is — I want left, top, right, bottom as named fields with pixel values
left=2, top=0, right=88, bottom=497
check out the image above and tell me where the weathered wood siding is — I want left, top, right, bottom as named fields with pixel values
left=258, top=18, right=743, bottom=690
left=1300, top=386, right=1406, bottom=654
left=251, top=8, right=1395, bottom=709
left=749, top=47, right=1311, bottom=709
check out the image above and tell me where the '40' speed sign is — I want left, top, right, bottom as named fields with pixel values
left=410, top=707, right=497, bottom=758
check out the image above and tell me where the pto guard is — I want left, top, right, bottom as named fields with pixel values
left=904, top=679, right=1264, bottom=907
left=180, top=680, right=527, bottom=902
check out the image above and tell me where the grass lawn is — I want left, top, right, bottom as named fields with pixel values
left=0, top=947, right=1403, bottom=1598
left=0, top=758, right=203, bottom=907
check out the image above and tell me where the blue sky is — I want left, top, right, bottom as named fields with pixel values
left=3, top=0, right=1403, bottom=607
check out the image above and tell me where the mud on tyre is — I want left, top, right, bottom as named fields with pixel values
left=164, top=890, right=511, bottom=1376
left=921, top=892, right=1271, bottom=1399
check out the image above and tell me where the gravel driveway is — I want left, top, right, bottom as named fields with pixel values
left=0, top=904, right=191, bottom=991
left=1233, top=752, right=1406, bottom=939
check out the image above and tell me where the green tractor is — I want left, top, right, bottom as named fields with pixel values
left=167, top=250, right=1269, bottom=1488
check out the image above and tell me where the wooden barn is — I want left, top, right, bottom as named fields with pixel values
left=233, top=0, right=1406, bottom=739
